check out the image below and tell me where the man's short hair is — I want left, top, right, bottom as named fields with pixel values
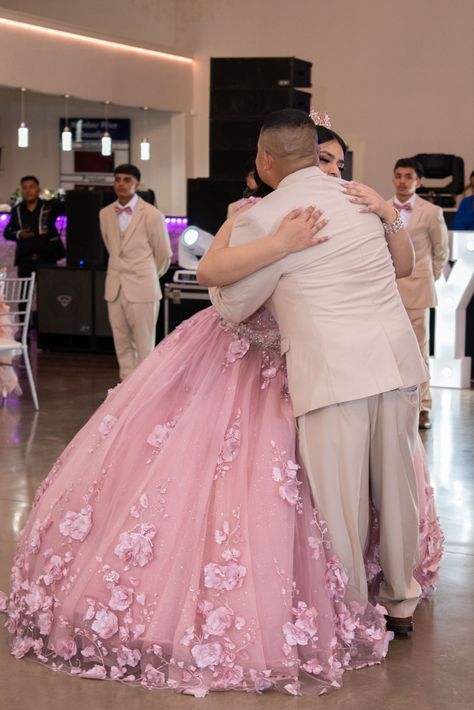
left=394, top=158, right=424, bottom=179
left=261, top=108, right=317, bottom=137
left=114, top=164, right=141, bottom=182
left=20, top=175, right=39, bottom=185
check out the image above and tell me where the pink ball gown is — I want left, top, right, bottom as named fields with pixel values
left=0, top=307, right=443, bottom=697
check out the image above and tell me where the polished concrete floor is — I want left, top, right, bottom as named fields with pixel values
left=1, top=350, right=473, bottom=710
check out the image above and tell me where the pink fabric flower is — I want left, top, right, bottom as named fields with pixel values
left=213, top=664, right=244, bottom=688
left=202, top=606, right=233, bottom=638
left=11, top=636, right=34, bottom=659
left=108, top=585, right=133, bottom=611
left=99, top=414, right=117, bottom=437
left=294, top=602, right=318, bottom=639
left=59, top=505, right=93, bottom=542
left=146, top=421, right=175, bottom=449
left=91, top=609, right=119, bottom=639
left=204, top=562, right=246, bottom=592
left=279, top=478, right=300, bottom=505
left=144, top=664, right=165, bottom=686
left=191, top=641, right=222, bottom=669
left=114, top=523, right=156, bottom=568
left=282, top=621, right=309, bottom=646
left=37, top=610, right=53, bottom=635
left=81, top=665, right=107, bottom=679
left=302, top=658, right=323, bottom=675
left=218, top=426, right=241, bottom=464
left=42, top=555, right=67, bottom=586
left=55, top=638, right=77, bottom=660
left=25, top=584, right=47, bottom=612
left=116, top=644, right=141, bottom=668
left=250, top=668, right=273, bottom=693
left=179, top=626, right=195, bottom=647
left=225, top=338, right=250, bottom=364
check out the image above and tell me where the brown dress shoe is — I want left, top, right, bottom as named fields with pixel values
left=419, top=411, right=431, bottom=429
left=385, top=615, right=414, bottom=638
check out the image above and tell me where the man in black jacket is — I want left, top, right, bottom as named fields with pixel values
left=4, top=175, right=65, bottom=277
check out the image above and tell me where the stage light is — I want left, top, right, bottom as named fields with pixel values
left=17, top=88, right=28, bottom=148
left=178, top=225, right=213, bottom=270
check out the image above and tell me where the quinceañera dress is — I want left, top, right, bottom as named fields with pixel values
left=1, top=308, right=443, bottom=697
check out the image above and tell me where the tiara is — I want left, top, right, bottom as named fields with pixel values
left=309, top=107, right=332, bottom=129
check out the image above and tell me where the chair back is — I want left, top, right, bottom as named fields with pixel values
left=0, top=274, right=35, bottom=346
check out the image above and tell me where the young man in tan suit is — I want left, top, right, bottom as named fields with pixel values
left=210, top=110, right=428, bottom=636
left=391, top=158, right=449, bottom=429
left=99, top=164, right=172, bottom=380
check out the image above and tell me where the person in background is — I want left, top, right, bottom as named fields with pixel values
left=99, top=164, right=172, bottom=380
left=389, top=158, right=449, bottom=430
left=4, top=175, right=65, bottom=278
left=452, top=170, right=474, bottom=230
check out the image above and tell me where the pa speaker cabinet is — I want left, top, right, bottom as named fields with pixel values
left=93, top=269, right=113, bottom=337
left=65, top=190, right=108, bottom=267
left=211, top=57, right=312, bottom=90
left=37, top=267, right=93, bottom=335
left=187, top=178, right=245, bottom=235
left=210, top=88, right=311, bottom=119
left=210, top=119, right=261, bottom=150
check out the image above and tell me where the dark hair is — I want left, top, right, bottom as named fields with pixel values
left=394, top=158, right=424, bottom=179
left=261, top=108, right=317, bottom=135
left=242, top=162, right=273, bottom=199
left=114, top=163, right=141, bottom=181
left=316, top=126, right=348, bottom=157
left=470, top=170, right=474, bottom=179
left=20, top=175, right=39, bottom=185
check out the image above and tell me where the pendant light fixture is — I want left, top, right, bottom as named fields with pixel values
left=18, top=88, right=29, bottom=148
left=101, top=101, right=112, bottom=156
left=140, top=106, right=151, bottom=161
left=61, top=94, right=72, bottom=151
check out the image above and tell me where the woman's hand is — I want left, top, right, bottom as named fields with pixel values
left=341, top=181, right=397, bottom=223
left=273, top=206, right=329, bottom=256
left=227, top=196, right=262, bottom=217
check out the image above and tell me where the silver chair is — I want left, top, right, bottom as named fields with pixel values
left=0, top=274, right=38, bottom=409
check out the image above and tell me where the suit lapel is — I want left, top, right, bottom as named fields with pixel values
left=121, top=200, right=145, bottom=248
left=408, top=196, right=423, bottom=231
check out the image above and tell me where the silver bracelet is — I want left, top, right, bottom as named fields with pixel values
left=383, top=209, right=403, bottom=235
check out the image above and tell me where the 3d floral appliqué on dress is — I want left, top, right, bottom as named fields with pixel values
left=0, top=307, right=443, bottom=697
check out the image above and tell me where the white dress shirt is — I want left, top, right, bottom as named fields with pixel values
left=116, top=193, right=139, bottom=235
left=393, top=193, right=417, bottom=229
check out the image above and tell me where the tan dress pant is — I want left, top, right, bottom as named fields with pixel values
left=297, top=388, right=421, bottom=618
left=107, top=288, right=159, bottom=380
left=406, top=307, right=431, bottom=412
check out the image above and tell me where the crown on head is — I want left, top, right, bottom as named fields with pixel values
left=309, top=107, right=332, bottom=129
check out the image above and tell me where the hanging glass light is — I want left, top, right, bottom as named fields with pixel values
left=101, top=101, right=112, bottom=156
left=140, top=106, right=151, bottom=161
left=61, top=94, right=72, bottom=151
left=18, top=88, right=29, bottom=148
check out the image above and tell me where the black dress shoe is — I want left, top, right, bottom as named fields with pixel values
left=385, top=615, right=414, bottom=638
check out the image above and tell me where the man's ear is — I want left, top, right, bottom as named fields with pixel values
left=263, top=150, right=273, bottom=172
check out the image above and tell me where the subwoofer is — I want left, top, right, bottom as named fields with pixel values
left=37, top=267, right=93, bottom=335
left=65, top=191, right=108, bottom=267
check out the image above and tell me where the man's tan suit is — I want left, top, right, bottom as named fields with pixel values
left=393, top=195, right=449, bottom=413
left=211, top=166, right=428, bottom=617
left=100, top=198, right=172, bottom=380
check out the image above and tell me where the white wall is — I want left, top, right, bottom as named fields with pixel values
left=0, top=87, right=184, bottom=213
left=182, top=0, right=474, bottom=195
left=1, top=0, right=473, bottom=198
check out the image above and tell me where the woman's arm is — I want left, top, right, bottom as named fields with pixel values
left=341, top=181, right=415, bottom=278
left=197, top=205, right=328, bottom=287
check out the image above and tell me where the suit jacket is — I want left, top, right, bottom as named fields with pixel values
left=4, top=199, right=65, bottom=270
left=393, top=195, right=449, bottom=309
left=210, top=166, right=428, bottom=417
left=99, top=197, right=172, bottom=303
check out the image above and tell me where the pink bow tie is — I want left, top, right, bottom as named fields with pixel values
left=394, top=202, right=413, bottom=211
left=115, top=205, right=133, bottom=216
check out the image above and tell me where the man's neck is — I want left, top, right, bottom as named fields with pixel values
left=117, top=195, right=134, bottom=206
left=395, top=194, right=415, bottom=204
left=276, top=159, right=317, bottom=186
left=25, top=199, right=39, bottom=211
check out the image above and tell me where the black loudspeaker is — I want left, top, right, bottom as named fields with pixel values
left=210, top=119, right=260, bottom=150
left=210, top=88, right=311, bottom=119
left=37, top=267, right=93, bottom=335
left=210, top=57, right=312, bottom=89
left=65, top=191, right=108, bottom=267
left=93, top=269, right=113, bottom=337
left=187, top=178, right=246, bottom=235
left=209, top=149, right=257, bottom=180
